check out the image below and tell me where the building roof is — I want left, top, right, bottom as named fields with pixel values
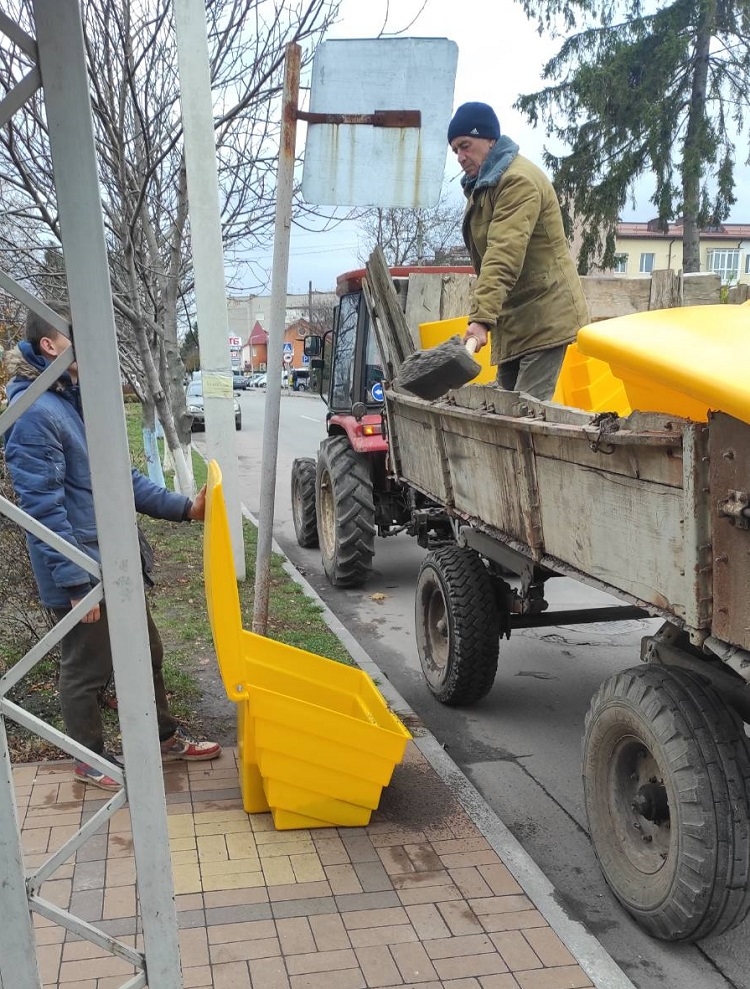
left=248, top=321, right=268, bottom=345
left=617, top=220, right=750, bottom=241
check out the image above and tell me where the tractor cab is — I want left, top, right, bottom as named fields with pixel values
left=304, top=267, right=389, bottom=454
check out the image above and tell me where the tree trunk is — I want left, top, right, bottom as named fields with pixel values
left=681, top=0, right=716, bottom=272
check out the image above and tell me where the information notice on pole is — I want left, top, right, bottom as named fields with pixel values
left=301, top=38, right=457, bottom=209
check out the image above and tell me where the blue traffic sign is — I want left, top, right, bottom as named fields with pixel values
left=370, top=382, right=384, bottom=403
left=282, top=342, right=293, bottom=353
left=302, top=353, right=310, bottom=364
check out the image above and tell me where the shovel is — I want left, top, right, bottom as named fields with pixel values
left=396, top=335, right=482, bottom=401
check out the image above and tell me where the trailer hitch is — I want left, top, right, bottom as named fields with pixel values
left=718, top=489, right=750, bottom=529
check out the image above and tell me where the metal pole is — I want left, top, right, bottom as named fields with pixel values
left=253, top=42, right=300, bottom=634
left=0, top=718, right=42, bottom=989
left=33, top=2, right=182, bottom=985
left=173, top=0, right=244, bottom=579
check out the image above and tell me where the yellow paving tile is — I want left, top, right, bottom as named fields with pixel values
left=225, top=833, right=259, bottom=859
left=172, top=849, right=200, bottom=866
left=169, top=837, right=198, bottom=852
left=201, top=856, right=262, bottom=878
left=257, top=838, right=316, bottom=858
left=254, top=830, right=315, bottom=847
left=197, top=835, right=229, bottom=862
left=193, top=809, right=249, bottom=825
left=290, top=853, right=327, bottom=884
left=262, top=856, right=296, bottom=886
left=201, top=870, right=266, bottom=891
left=172, top=864, right=202, bottom=895
left=167, top=815, right=197, bottom=838
left=195, top=819, right=252, bottom=836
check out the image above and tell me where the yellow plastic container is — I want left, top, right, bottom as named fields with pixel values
left=203, top=462, right=411, bottom=830
left=418, top=316, right=496, bottom=385
left=577, top=304, right=750, bottom=423
left=552, top=341, right=631, bottom=415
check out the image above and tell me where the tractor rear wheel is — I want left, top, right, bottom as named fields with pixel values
left=291, top=457, right=318, bottom=548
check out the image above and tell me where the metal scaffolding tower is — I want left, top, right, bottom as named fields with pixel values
left=0, top=2, right=190, bottom=985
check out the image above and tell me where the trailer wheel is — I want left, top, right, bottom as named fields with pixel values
left=415, top=545, right=499, bottom=705
left=291, top=458, right=318, bottom=548
left=316, top=436, right=375, bottom=587
left=583, top=664, right=750, bottom=941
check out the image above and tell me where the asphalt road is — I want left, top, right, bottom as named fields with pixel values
left=200, top=387, right=750, bottom=989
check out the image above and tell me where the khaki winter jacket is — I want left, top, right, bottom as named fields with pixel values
left=463, top=152, right=589, bottom=366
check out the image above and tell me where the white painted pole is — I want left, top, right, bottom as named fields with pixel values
left=173, top=0, right=244, bottom=578
left=253, top=43, right=300, bottom=634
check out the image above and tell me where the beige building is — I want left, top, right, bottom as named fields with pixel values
left=612, top=220, right=750, bottom=285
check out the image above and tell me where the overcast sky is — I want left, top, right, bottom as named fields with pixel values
left=248, top=0, right=749, bottom=295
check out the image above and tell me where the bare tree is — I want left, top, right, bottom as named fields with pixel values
left=0, top=0, right=339, bottom=492
left=356, top=189, right=465, bottom=267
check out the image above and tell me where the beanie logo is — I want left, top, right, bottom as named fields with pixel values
left=470, top=127, right=479, bottom=135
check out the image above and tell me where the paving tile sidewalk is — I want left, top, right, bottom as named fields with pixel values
left=12, top=741, right=635, bottom=989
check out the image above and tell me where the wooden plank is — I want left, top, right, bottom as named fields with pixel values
left=683, top=272, right=722, bottom=305
left=364, top=246, right=415, bottom=373
left=440, top=273, right=475, bottom=320
left=580, top=275, right=652, bottom=318
left=710, top=413, right=750, bottom=649
left=649, top=269, right=682, bottom=309
left=536, top=457, right=690, bottom=617
left=728, top=283, right=749, bottom=304
left=403, top=274, right=443, bottom=345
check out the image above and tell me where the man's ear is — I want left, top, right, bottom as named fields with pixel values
left=39, top=335, right=62, bottom=358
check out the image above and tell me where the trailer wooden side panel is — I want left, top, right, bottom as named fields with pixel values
left=385, top=386, right=710, bottom=631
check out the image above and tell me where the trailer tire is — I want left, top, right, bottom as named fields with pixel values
left=291, top=458, right=318, bottom=548
left=415, top=545, right=499, bottom=705
left=583, top=664, right=750, bottom=941
left=316, top=436, right=375, bottom=587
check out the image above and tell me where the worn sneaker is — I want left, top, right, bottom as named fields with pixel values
left=160, top=726, right=221, bottom=762
left=73, top=758, right=122, bottom=791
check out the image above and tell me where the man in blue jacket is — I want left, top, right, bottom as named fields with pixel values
left=3, top=310, right=221, bottom=789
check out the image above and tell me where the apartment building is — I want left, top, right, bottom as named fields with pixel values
left=613, top=220, right=750, bottom=286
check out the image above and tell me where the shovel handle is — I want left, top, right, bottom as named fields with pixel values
left=465, top=337, right=479, bottom=355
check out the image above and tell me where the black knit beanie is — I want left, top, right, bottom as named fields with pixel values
left=447, top=102, right=501, bottom=144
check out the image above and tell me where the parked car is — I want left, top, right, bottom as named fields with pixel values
left=291, top=368, right=310, bottom=391
left=253, top=373, right=267, bottom=388
left=232, top=372, right=251, bottom=391
left=186, top=380, right=241, bottom=431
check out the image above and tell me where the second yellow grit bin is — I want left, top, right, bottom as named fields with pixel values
left=203, top=461, right=411, bottom=830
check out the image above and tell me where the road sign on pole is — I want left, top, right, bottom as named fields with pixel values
left=283, top=352, right=293, bottom=364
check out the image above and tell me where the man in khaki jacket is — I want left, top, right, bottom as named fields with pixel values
left=449, top=102, right=589, bottom=399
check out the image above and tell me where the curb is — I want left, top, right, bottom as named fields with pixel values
left=241, top=502, right=637, bottom=989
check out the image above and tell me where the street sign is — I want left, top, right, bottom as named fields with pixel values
left=282, top=342, right=293, bottom=353
left=302, top=353, right=310, bottom=365
left=283, top=352, right=293, bottom=364
left=370, top=381, right=384, bottom=404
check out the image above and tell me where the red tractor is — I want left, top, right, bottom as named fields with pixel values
left=291, top=265, right=470, bottom=587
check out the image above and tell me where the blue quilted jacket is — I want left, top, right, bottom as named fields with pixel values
left=3, top=341, right=190, bottom=608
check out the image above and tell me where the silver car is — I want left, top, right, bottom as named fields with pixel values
left=186, top=380, right=241, bottom=431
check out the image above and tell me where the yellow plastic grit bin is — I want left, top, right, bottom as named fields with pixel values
left=577, top=303, right=750, bottom=424
left=418, top=316, right=496, bottom=384
left=419, top=315, right=630, bottom=413
left=203, top=461, right=411, bottom=830
left=552, top=342, right=631, bottom=415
